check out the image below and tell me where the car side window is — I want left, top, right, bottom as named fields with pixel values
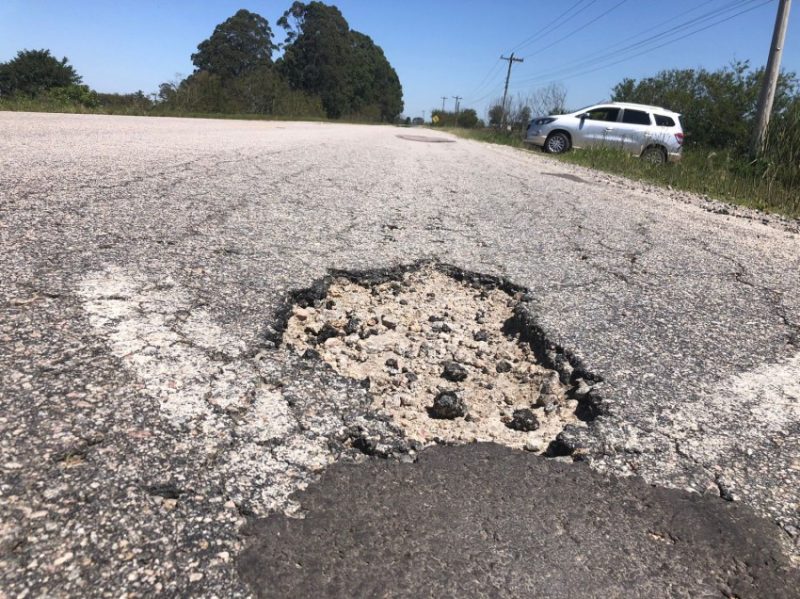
left=622, top=110, right=651, bottom=125
left=584, top=107, right=620, bottom=122
left=654, top=114, right=675, bottom=127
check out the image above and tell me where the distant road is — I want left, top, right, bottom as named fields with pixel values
left=1, top=113, right=798, bottom=596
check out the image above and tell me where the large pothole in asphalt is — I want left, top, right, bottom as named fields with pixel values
left=281, top=264, right=600, bottom=454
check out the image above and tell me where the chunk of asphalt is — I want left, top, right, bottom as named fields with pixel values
left=237, top=444, right=800, bottom=599
left=430, top=321, right=452, bottom=333
left=472, top=330, right=489, bottom=342
left=506, top=409, right=539, bottom=432
left=344, top=317, right=360, bottom=335
left=496, top=360, right=513, bottom=373
left=315, top=323, right=340, bottom=344
left=428, top=391, right=466, bottom=419
left=441, top=361, right=468, bottom=382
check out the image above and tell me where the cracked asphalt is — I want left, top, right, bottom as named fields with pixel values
left=1, top=112, right=799, bottom=597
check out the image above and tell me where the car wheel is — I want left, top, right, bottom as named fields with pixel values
left=544, top=132, right=570, bottom=154
left=641, top=146, right=667, bottom=164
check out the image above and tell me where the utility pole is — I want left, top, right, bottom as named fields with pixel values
left=500, top=53, right=524, bottom=127
left=441, top=96, right=448, bottom=113
left=752, top=0, right=792, bottom=156
left=453, top=96, right=462, bottom=127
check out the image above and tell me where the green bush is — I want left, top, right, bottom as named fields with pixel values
left=45, top=84, right=99, bottom=108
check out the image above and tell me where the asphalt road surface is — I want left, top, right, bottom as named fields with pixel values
left=1, top=113, right=799, bottom=597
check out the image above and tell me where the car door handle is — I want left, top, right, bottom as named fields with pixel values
left=604, top=127, right=614, bottom=131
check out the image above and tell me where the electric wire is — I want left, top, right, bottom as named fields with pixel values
left=509, top=0, right=772, bottom=90
left=520, top=0, right=630, bottom=60
left=512, top=0, right=742, bottom=81
left=508, top=0, right=596, bottom=55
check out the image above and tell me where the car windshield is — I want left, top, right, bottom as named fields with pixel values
left=572, top=104, right=600, bottom=114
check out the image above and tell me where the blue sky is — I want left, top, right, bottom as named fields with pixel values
left=1, top=0, right=798, bottom=119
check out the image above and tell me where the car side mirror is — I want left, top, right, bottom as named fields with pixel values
left=578, top=113, right=588, bottom=120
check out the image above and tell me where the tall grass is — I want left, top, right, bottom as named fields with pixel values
left=559, top=146, right=799, bottom=217
left=757, top=104, right=800, bottom=195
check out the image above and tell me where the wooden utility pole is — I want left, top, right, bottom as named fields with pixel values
left=441, top=96, right=448, bottom=113
left=500, top=53, right=524, bottom=127
left=453, top=95, right=462, bottom=127
left=752, top=0, right=792, bottom=156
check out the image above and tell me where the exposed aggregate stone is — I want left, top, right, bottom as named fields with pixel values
left=283, top=268, right=582, bottom=451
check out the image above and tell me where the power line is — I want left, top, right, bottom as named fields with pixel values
left=464, top=0, right=622, bottom=105
left=463, top=68, right=507, bottom=104
left=520, top=0, right=630, bottom=60
left=462, top=0, right=590, bottom=104
left=509, top=0, right=771, bottom=91
left=462, top=59, right=504, bottom=99
left=509, top=0, right=597, bottom=55
left=516, top=0, right=758, bottom=82
left=517, top=0, right=771, bottom=88
left=513, top=0, right=746, bottom=82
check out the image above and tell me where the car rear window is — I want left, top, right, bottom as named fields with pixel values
left=654, top=114, right=676, bottom=127
left=622, top=109, right=651, bottom=125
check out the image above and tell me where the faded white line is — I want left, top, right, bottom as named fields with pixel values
left=78, top=267, right=333, bottom=514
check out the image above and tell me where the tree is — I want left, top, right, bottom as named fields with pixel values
left=191, top=9, right=277, bottom=80
left=347, top=31, right=403, bottom=121
left=488, top=84, right=567, bottom=130
left=278, top=2, right=403, bottom=120
left=457, top=108, right=479, bottom=128
left=0, top=49, right=81, bottom=97
left=430, top=109, right=478, bottom=128
left=278, top=2, right=352, bottom=117
left=488, top=104, right=504, bottom=126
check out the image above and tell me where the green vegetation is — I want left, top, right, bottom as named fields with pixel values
left=0, top=49, right=81, bottom=96
left=448, top=62, right=800, bottom=219
left=445, top=123, right=799, bottom=219
left=559, top=145, right=800, bottom=218
left=430, top=109, right=481, bottom=128
left=0, top=3, right=403, bottom=122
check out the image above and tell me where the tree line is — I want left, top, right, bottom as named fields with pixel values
left=0, top=3, right=404, bottom=122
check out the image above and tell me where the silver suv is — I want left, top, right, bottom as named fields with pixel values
left=525, top=101, right=684, bottom=163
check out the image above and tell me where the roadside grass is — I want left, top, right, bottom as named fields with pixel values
left=0, top=98, right=394, bottom=125
left=559, top=146, right=800, bottom=218
left=444, top=127, right=800, bottom=219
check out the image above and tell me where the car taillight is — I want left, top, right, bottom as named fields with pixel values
left=675, top=132, right=684, bottom=145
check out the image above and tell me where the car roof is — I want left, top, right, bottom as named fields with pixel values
left=604, top=101, right=681, bottom=116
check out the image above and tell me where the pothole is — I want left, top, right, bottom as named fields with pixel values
left=280, top=264, right=601, bottom=454
left=396, top=134, right=455, bottom=143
